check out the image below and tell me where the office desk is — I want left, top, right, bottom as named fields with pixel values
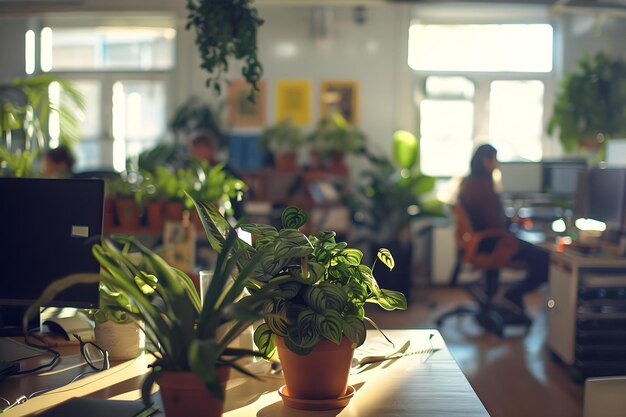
left=2, top=330, right=489, bottom=416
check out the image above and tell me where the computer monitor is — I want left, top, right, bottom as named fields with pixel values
left=606, top=139, right=626, bottom=167
left=586, top=168, right=626, bottom=232
left=542, top=159, right=588, bottom=198
left=0, top=178, right=104, bottom=335
left=497, top=161, right=543, bottom=195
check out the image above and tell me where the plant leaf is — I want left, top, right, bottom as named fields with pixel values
left=253, top=322, right=276, bottom=359
left=373, top=289, right=408, bottom=311
left=377, top=248, right=395, bottom=271
left=343, top=315, right=367, bottom=347
left=281, top=206, right=308, bottom=229
left=315, top=310, right=343, bottom=344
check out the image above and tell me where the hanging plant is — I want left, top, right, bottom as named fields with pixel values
left=186, top=0, right=264, bottom=102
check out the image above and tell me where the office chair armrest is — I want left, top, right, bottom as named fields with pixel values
left=464, top=229, right=520, bottom=268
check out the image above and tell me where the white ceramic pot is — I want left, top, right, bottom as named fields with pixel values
left=94, top=320, right=142, bottom=360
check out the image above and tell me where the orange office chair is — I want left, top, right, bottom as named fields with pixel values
left=436, top=204, right=531, bottom=337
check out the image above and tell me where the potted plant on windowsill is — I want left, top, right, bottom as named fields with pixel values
left=192, top=201, right=407, bottom=408
left=24, top=229, right=274, bottom=417
left=259, top=119, right=304, bottom=171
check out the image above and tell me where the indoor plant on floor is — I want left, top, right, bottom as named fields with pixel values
left=193, top=201, right=408, bottom=408
left=24, top=229, right=274, bottom=417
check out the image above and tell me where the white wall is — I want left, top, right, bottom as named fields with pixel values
left=1, top=3, right=626, bottom=161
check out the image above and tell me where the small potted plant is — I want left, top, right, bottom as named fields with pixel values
left=259, top=119, right=304, bottom=171
left=192, top=201, right=407, bottom=408
left=306, top=113, right=366, bottom=173
left=24, top=228, right=274, bottom=417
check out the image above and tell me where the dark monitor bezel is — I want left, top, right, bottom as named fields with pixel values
left=0, top=178, right=104, bottom=311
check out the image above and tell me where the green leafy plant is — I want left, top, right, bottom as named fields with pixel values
left=548, top=52, right=626, bottom=153
left=346, top=130, right=442, bottom=245
left=192, top=200, right=408, bottom=358
left=170, top=98, right=226, bottom=148
left=24, top=229, right=275, bottom=400
left=186, top=0, right=264, bottom=102
left=259, top=119, right=304, bottom=155
left=0, top=147, right=36, bottom=177
left=153, top=159, right=246, bottom=213
left=0, top=75, right=85, bottom=151
left=307, top=113, right=366, bottom=161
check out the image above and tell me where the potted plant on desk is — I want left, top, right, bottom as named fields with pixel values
left=193, top=201, right=408, bottom=409
left=24, top=229, right=273, bottom=417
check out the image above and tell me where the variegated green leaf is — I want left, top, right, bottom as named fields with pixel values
left=375, top=289, right=408, bottom=311
left=281, top=206, right=308, bottom=229
left=303, top=282, right=346, bottom=313
left=337, top=248, right=363, bottom=266
left=343, top=315, right=367, bottom=347
left=253, top=323, right=276, bottom=359
left=240, top=223, right=278, bottom=237
left=377, top=248, right=395, bottom=271
left=295, top=310, right=321, bottom=349
left=315, top=310, right=343, bottom=344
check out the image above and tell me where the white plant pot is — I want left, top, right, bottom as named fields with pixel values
left=94, top=321, right=142, bottom=361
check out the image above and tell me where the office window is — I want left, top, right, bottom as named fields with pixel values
left=30, top=18, right=176, bottom=170
left=47, top=27, right=176, bottom=71
left=408, top=24, right=553, bottom=72
left=489, top=80, right=544, bottom=162
left=420, top=76, right=475, bottom=177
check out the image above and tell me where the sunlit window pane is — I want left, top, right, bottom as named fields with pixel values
left=489, top=80, right=544, bottom=162
left=420, top=100, right=474, bottom=177
left=425, top=76, right=475, bottom=99
left=49, top=27, right=176, bottom=71
left=112, top=80, right=166, bottom=168
left=409, top=24, right=553, bottom=72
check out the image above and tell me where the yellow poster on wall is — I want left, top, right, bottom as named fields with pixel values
left=276, top=80, right=311, bottom=125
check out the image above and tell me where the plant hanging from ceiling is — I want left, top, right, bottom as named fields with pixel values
left=186, top=0, right=264, bottom=102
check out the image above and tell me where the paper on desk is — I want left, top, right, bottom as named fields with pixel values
left=0, top=337, right=46, bottom=362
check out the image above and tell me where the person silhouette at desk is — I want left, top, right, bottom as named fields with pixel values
left=458, top=144, right=549, bottom=318
left=41, top=145, right=75, bottom=178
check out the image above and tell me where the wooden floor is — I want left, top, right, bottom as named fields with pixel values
left=367, top=286, right=584, bottom=417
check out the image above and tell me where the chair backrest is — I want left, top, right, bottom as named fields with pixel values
left=583, top=376, right=626, bottom=417
left=450, top=204, right=520, bottom=270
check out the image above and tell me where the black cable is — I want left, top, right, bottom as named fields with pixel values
left=12, top=329, right=60, bottom=376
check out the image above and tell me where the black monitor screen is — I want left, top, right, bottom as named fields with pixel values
left=587, top=168, right=626, bottom=230
left=0, top=178, right=104, bottom=315
left=542, top=159, right=587, bottom=198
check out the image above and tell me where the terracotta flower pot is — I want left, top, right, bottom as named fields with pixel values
left=145, top=201, right=165, bottom=233
left=166, top=201, right=185, bottom=222
left=275, top=152, right=297, bottom=171
left=158, top=367, right=231, bottom=417
left=114, top=197, right=140, bottom=231
left=276, top=336, right=355, bottom=400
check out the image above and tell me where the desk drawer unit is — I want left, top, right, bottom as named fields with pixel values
left=548, top=256, right=626, bottom=379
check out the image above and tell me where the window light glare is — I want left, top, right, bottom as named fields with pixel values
left=25, top=30, right=35, bottom=74
left=48, top=82, right=61, bottom=147
left=40, top=27, right=53, bottom=72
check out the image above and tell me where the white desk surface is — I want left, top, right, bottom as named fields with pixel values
left=2, top=329, right=489, bottom=417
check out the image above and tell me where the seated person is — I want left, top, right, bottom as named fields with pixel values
left=41, top=145, right=75, bottom=178
left=459, top=144, right=549, bottom=317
